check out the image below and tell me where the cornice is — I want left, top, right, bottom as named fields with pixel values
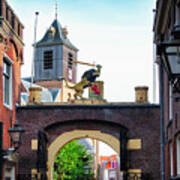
left=0, top=16, right=24, bottom=46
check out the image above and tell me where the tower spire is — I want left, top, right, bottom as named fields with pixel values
left=55, top=0, right=58, bottom=19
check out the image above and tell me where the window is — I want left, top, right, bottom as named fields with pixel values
left=48, top=26, right=55, bottom=38
left=67, top=53, right=73, bottom=80
left=167, top=9, right=171, bottom=29
left=18, top=23, right=21, bottom=36
left=6, top=7, right=9, bottom=21
left=68, top=53, right=73, bottom=69
left=175, top=3, right=180, bottom=27
left=169, top=82, right=173, bottom=120
left=169, top=142, right=174, bottom=176
left=44, top=50, right=53, bottom=69
left=4, top=165, right=15, bottom=180
left=177, top=135, right=180, bottom=174
left=3, top=56, right=12, bottom=107
left=11, top=14, right=15, bottom=29
left=68, top=68, right=73, bottom=81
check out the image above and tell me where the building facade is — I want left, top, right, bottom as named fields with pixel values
left=0, top=0, right=24, bottom=179
left=0, top=1, right=162, bottom=179
left=153, top=0, right=180, bottom=179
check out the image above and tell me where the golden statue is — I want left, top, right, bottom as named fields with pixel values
left=63, top=64, right=102, bottom=100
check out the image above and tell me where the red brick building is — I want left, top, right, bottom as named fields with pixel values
left=0, top=0, right=24, bottom=179
left=0, top=1, right=162, bottom=180
left=153, top=0, right=180, bottom=179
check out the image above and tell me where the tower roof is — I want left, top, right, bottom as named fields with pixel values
left=36, top=19, right=78, bottom=51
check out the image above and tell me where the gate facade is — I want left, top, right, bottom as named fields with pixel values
left=16, top=104, right=160, bottom=179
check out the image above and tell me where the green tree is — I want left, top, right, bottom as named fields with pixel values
left=53, top=140, right=94, bottom=180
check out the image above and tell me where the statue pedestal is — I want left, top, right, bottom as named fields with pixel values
left=27, top=99, right=107, bottom=106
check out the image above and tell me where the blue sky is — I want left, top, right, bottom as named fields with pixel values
left=9, top=0, right=156, bottom=102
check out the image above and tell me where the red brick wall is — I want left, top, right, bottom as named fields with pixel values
left=154, top=1, right=180, bottom=179
left=0, top=0, right=24, bottom=150
left=17, top=105, right=160, bottom=179
left=165, top=77, right=180, bottom=179
left=0, top=41, right=22, bottom=149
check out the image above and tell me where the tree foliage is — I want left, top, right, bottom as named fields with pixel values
left=54, top=140, right=94, bottom=180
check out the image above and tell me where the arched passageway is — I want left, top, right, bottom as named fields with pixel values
left=48, top=130, right=120, bottom=179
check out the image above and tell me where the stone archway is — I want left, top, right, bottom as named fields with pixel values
left=47, top=130, right=120, bottom=180
left=17, top=105, right=160, bottom=179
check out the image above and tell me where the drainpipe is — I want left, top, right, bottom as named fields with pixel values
left=160, top=57, right=165, bottom=180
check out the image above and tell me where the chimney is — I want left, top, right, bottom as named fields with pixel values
left=28, top=87, right=42, bottom=104
left=135, top=86, right=148, bottom=103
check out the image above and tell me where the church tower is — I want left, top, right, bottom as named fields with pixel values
left=34, top=18, right=78, bottom=88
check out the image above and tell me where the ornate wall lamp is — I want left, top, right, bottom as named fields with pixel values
left=0, top=120, right=25, bottom=179
left=160, top=28, right=180, bottom=93
left=8, top=119, right=25, bottom=151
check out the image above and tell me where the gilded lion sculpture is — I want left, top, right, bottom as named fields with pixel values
left=62, top=64, right=102, bottom=100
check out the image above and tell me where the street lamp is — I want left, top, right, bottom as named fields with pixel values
left=161, top=39, right=180, bottom=77
left=160, top=28, right=180, bottom=94
left=0, top=120, right=24, bottom=180
left=8, top=119, right=25, bottom=151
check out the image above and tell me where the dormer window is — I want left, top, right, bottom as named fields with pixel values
left=48, top=26, right=56, bottom=39
left=44, top=50, right=53, bottom=69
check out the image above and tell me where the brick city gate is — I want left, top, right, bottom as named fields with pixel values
left=16, top=104, right=160, bottom=179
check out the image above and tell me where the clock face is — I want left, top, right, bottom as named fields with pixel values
left=68, top=68, right=73, bottom=81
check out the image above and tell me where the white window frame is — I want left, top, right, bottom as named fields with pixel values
left=177, top=135, right=180, bottom=175
left=3, top=54, right=13, bottom=109
left=169, top=142, right=174, bottom=177
left=175, top=3, right=180, bottom=27
left=169, top=82, right=173, bottom=121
